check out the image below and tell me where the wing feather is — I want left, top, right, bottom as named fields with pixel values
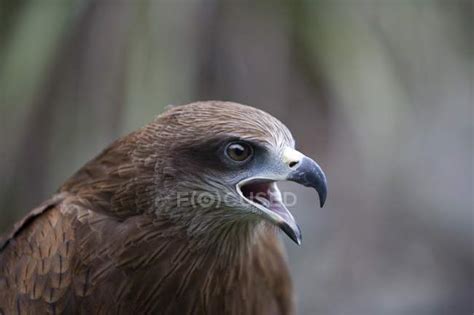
left=0, top=194, right=78, bottom=314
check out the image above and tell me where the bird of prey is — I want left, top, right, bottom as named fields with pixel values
left=0, top=101, right=327, bottom=315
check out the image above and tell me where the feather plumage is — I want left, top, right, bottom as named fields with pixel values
left=0, top=101, right=296, bottom=314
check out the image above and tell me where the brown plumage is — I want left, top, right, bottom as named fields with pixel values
left=0, top=101, right=327, bottom=315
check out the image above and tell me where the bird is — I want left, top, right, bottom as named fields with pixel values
left=0, top=101, right=327, bottom=315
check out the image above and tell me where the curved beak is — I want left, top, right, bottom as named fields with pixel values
left=286, top=156, right=327, bottom=208
left=278, top=148, right=327, bottom=244
left=237, top=147, right=327, bottom=245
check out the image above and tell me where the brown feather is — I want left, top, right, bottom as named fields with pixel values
left=0, top=101, right=295, bottom=314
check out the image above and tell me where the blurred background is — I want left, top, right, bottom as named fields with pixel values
left=0, top=0, right=472, bottom=314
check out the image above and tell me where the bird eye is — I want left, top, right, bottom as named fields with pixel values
left=225, top=142, right=253, bottom=162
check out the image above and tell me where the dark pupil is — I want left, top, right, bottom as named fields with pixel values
left=229, top=144, right=248, bottom=161
left=233, top=146, right=244, bottom=156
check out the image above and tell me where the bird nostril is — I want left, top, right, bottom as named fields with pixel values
left=288, top=161, right=299, bottom=168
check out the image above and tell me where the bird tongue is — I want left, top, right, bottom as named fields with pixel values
left=241, top=181, right=272, bottom=206
left=241, top=181, right=292, bottom=221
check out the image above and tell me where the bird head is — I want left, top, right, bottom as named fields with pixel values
left=63, top=101, right=326, bottom=245
left=143, top=101, right=327, bottom=245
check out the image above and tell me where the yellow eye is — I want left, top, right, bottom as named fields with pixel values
left=226, top=142, right=253, bottom=162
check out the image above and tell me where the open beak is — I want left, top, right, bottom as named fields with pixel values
left=237, top=148, right=327, bottom=245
